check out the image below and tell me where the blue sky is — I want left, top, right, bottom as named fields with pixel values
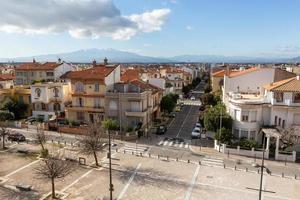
left=0, top=0, right=300, bottom=58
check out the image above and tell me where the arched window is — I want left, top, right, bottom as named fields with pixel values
left=53, top=103, right=61, bottom=111
left=53, top=87, right=59, bottom=97
left=75, top=82, right=84, bottom=92
left=35, top=88, right=41, bottom=98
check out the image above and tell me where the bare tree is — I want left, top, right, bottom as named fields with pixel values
left=280, top=127, right=299, bottom=149
left=34, top=124, right=47, bottom=150
left=35, top=154, right=74, bottom=199
left=78, top=123, right=105, bottom=167
left=0, top=122, right=9, bottom=149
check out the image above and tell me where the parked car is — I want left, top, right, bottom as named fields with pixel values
left=190, top=96, right=196, bottom=101
left=191, top=127, right=201, bottom=139
left=169, top=112, right=176, bottom=118
left=199, top=105, right=205, bottom=111
left=156, top=125, right=167, bottom=135
left=175, top=106, right=181, bottom=112
left=8, top=132, right=26, bottom=142
left=195, top=122, right=202, bottom=129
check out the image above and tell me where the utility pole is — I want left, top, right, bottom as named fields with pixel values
left=259, top=132, right=266, bottom=200
left=108, top=129, right=113, bottom=200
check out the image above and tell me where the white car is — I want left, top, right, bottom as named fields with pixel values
left=191, top=127, right=201, bottom=139
left=195, top=122, right=202, bottom=129
left=190, top=96, right=196, bottom=101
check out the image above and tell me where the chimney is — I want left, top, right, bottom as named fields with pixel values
left=92, top=59, right=96, bottom=68
left=57, top=58, right=62, bottom=64
left=104, top=57, right=108, bottom=65
left=33, top=58, right=36, bottom=63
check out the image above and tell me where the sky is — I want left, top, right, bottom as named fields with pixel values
left=0, top=0, right=300, bottom=58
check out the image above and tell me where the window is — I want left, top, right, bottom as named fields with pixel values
left=77, top=112, right=84, bottom=121
left=53, top=103, right=61, bottom=111
left=35, top=88, right=41, bottom=98
left=53, top=87, right=59, bottom=97
left=294, top=93, right=300, bottom=103
left=78, top=98, right=84, bottom=107
left=274, top=92, right=283, bottom=102
left=233, top=129, right=239, bottom=139
left=46, top=72, right=54, bottom=76
left=109, top=101, right=117, bottom=110
left=94, top=83, right=100, bottom=92
left=282, top=120, right=285, bottom=129
left=274, top=116, right=277, bottom=125
left=94, top=98, right=102, bottom=108
left=41, top=103, right=46, bottom=111
left=250, top=131, right=256, bottom=140
left=75, top=82, right=84, bottom=92
left=241, top=111, right=249, bottom=122
left=240, top=130, right=248, bottom=139
left=19, top=96, right=24, bottom=103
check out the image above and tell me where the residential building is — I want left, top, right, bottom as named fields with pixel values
left=31, top=82, right=71, bottom=121
left=65, top=61, right=120, bottom=123
left=0, top=74, right=15, bottom=89
left=105, top=80, right=162, bottom=129
left=15, top=59, right=74, bottom=85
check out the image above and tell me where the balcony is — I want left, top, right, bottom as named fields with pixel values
left=125, top=109, right=147, bottom=117
left=66, top=106, right=104, bottom=113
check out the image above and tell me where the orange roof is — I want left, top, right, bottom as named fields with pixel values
left=16, top=62, right=62, bottom=71
left=228, top=67, right=259, bottom=78
left=212, top=70, right=226, bottom=77
left=121, top=69, right=140, bottom=82
left=130, top=79, right=162, bottom=91
left=0, top=74, right=15, bottom=81
left=65, top=66, right=116, bottom=82
left=264, top=77, right=300, bottom=92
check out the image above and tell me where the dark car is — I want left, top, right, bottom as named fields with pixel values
left=156, top=125, right=167, bottom=135
left=8, top=133, right=26, bottom=142
left=199, top=106, right=205, bottom=111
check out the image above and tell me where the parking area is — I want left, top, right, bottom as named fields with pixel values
left=1, top=142, right=300, bottom=200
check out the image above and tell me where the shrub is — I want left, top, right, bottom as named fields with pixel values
left=0, top=111, right=14, bottom=121
left=126, top=126, right=134, bottom=132
left=40, top=148, right=49, bottom=158
left=239, top=139, right=259, bottom=149
left=214, top=128, right=233, bottom=144
left=70, top=120, right=80, bottom=127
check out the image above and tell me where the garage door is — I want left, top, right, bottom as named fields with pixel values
left=293, top=114, right=300, bottom=125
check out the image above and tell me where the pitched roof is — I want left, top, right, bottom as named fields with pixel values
left=228, top=67, right=259, bottom=78
left=65, top=66, right=116, bottom=82
left=16, top=62, right=63, bottom=71
left=121, top=69, right=140, bottom=82
left=130, top=79, right=162, bottom=91
left=0, top=74, right=15, bottom=81
left=212, top=70, right=226, bottom=77
left=264, top=77, right=300, bottom=92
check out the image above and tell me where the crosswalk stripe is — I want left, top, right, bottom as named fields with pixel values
left=158, top=141, right=164, bottom=145
left=168, top=141, right=173, bottom=146
left=179, top=143, right=183, bottom=148
left=184, top=143, right=189, bottom=148
left=163, top=141, right=169, bottom=146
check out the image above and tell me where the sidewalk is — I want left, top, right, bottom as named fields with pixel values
left=190, top=144, right=300, bottom=177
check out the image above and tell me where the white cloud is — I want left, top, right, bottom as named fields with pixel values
left=143, top=43, right=152, bottom=47
left=0, top=0, right=171, bottom=40
left=186, top=25, right=194, bottom=31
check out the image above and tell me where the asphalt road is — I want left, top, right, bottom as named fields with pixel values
left=165, top=104, right=200, bottom=141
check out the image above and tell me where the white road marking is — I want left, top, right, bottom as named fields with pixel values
left=176, top=105, right=193, bottom=138
left=168, top=141, right=173, bottom=146
left=184, top=143, right=189, bottom=148
left=174, top=143, right=179, bottom=147
left=184, top=165, right=200, bottom=200
left=5, top=159, right=40, bottom=178
left=158, top=141, right=164, bottom=145
left=179, top=143, right=184, bottom=148
left=61, top=168, right=95, bottom=192
left=117, top=163, right=142, bottom=200
left=163, top=141, right=169, bottom=146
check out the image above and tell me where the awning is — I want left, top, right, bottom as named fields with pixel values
left=262, top=128, right=281, bottom=138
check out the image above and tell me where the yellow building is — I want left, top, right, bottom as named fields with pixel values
left=0, top=86, right=32, bottom=117
left=65, top=62, right=120, bottom=123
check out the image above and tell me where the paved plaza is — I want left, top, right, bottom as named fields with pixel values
left=0, top=142, right=300, bottom=200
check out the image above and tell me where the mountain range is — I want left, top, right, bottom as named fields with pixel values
left=0, top=48, right=299, bottom=63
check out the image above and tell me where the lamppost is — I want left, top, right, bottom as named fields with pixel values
left=108, top=128, right=113, bottom=200
left=218, top=105, right=223, bottom=152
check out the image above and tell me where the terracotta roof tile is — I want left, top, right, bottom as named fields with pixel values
left=228, top=67, right=259, bottom=78
left=121, top=69, right=140, bottom=82
left=212, top=70, right=226, bottom=77
left=65, top=66, right=116, bottom=82
left=0, top=74, right=15, bottom=81
left=264, top=77, right=300, bottom=92
left=16, top=62, right=62, bottom=71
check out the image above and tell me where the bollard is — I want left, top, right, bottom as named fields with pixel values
left=52, top=139, right=53, bottom=143
left=176, top=157, right=178, bottom=162
left=158, top=155, right=160, bottom=159
left=282, top=173, right=284, bottom=178
left=234, top=165, right=237, bottom=170
left=64, top=141, right=66, bottom=146
left=123, top=150, right=126, bottom=154
left=199, top=161, right=201, bottom=165
left=140, top=152, right=142, bottom=157
left=115, top=149, right=118, bottom=153
left=223, top=164, right=225, bottom=169
left=132, top=151, right=134, bottom=155
left=167, top=156, right=169, bottom=161
left=58, top=141, right=60, bottom=145
left=257, top=169, right=259, bottom=174
left=188, top=159, right=190, bottom=163
left=149, top=154, right=151, bottom=158
left=295, top=175, right=297, bottom=180
left=246, top=167, right=248, bottom=172
left=71, top=142, right=73, bottom=146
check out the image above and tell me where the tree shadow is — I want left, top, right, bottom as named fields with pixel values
left=0, top=185, right=40, bottom=200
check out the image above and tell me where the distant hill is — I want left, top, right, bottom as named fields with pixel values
left=0, top=48, right=298, bottom=63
